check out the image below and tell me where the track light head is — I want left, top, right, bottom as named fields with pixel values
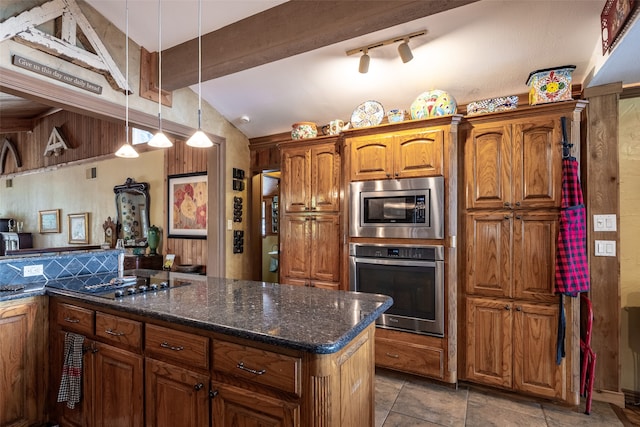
left=359, top=50, right=370, bottom=74
left=398, top=39, right=413, bottom=63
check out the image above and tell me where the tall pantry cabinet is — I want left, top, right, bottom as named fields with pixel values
left=279, top=136, right=342, bottom=290
left=460, top=101, right=586, bottom=404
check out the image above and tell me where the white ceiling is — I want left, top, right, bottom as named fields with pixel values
left=81, top=0, right=640, bottom=138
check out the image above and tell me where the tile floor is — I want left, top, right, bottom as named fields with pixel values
left=375, top=369, right=624, bottom=426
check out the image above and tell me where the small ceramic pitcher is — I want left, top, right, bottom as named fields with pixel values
left=329, top=119, right=344, bottom=135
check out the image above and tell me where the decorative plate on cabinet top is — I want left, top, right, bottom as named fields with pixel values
left=350, top=100, right=385, bottom=128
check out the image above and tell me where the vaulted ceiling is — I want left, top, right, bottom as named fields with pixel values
left=3, top=0, right=640, bottom=139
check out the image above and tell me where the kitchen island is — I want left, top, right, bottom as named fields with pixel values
left=12, top=270, right=392, bottom=426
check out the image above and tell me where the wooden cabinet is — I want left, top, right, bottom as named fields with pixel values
left=145, top=358, right=210, bottom=427
left=0, top=297, right=46, bottom=427
left=281, top=141, right=340, bottom=213
left=50, top=303, right=144, bottom=427
left=211, top=382, right=299, bottom=426
left=280, top=213, right=340, bottom=289
left=465, top=211, right=558, bottom=301
left=466, top=297, right=564, bottom=399
left=461, top=102, right=584, bottom=405
left=123, top=254, right=164, bottom=271
left=464, top=116, right=562, bottom=210
left=349, top=128, right=444, bottom=181
left=280, top=137, right=341, bottom=290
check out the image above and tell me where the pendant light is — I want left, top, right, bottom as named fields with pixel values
left=115, top=0, right=139, bottom=158
left=148, top=0, right=172, bottom=148
left=186, top=0, right=213, bottom=148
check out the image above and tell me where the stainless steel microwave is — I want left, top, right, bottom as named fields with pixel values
left=349, top=177, right=444, bottom=239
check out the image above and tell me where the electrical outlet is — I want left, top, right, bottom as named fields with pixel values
left=24, top=264, right=43, bottom=277
left=594, top=214, right=616, bottom=232
left=594, top=240, right=616, bottom=257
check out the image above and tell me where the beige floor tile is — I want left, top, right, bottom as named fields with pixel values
left=391, top=380, right=468, bottom=426
left=376, top=370, right=406, bottom=412
left=466, top=398, right=547, bottom=427
left=376, top=407, right=390, bottom=427
left=542, top=400, right=623, bottom=427
left=467, top=389, right=546, bottom=419
left=383, top=411, right=450, bottom=427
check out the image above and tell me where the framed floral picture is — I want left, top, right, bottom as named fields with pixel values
left=39, top=209, right=61, bottom=233
left=68, top=212, right=89, bottom=244
left=167, top=172, right=207, bottom=239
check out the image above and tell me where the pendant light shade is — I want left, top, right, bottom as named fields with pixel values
left=187, top=0, right=213, bottom=148
left=148, top=0, right=172, bottom=149
left=115, top=0, right=139, bottom=158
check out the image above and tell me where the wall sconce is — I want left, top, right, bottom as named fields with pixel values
left=346, top=30, right=426, bottom=73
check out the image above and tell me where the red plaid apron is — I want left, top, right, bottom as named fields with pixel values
left=555, top=157, right=590, bottom=296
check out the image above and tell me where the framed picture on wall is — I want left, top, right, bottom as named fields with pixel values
left=167, top=172, right=208, bottom=239
left=39, top=209, right=61, bottom=233
left=68, top=212, right=89, bottom=244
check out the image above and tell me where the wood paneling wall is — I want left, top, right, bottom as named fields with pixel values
left=583, top=83, right=623, bottom=402
left=164, top=139, right=209, bottom=270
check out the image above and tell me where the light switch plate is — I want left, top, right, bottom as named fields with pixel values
left=595, top=240, right=616, bottom=257
left=594, top=214, right=617, bottom=232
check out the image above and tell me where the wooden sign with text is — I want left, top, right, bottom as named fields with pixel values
left=12, top=55, right=103, bottom=94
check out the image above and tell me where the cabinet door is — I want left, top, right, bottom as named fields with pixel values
left=513, top=302, right=565, bottom=399
left=94, top=343, right=143, bottom=427
left=394, top=129, right=444, bottom=178
left=349, top=134, right=394, bottom=181
left=310, top=214, right=340, bottom=284
left=51, top=331, right=93, bottom=427
left=513, top=212, right=558, bottom=301
left=465, top=124, right=512, bottom=209
left=465, top=297, right=513, bottom=388
left=145, top=358, right=210, bottom=427
left=280, top=215, right=311, bottom=280
left=211, top=382, right=299, bottom=427
left=282, top=147, right=311, bottom=213
left=310, top=143, right=340, bottom=212
left=466, top=213, right=512, bottom=297
left=0, top=300, right=41, bottom=427
left=512, top=117, right=562, bottom=209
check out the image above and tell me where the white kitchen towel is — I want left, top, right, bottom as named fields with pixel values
left=57, top=332, right=85, bottom=409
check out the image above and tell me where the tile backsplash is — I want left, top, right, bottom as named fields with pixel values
left=0, top=250, right=122, bottom=285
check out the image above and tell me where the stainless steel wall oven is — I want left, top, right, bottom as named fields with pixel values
left=349, top=243, right=444, bottom=337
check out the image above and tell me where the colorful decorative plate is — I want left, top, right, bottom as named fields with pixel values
left=410, top=90, right=457, bottom=119
left=350, top=100, right=384, bottom=128
left=466, top=95, right=519, bottom=116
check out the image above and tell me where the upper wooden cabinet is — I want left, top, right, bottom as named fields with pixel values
left=349, top=128, right=444, bottom=181
left=281, top=140, right=340, bottom=213
left=464, top=115, right=562, bottom=210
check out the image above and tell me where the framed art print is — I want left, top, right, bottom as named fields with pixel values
left=68, top=212, right=89, bottom=244
left=39, top=209, right=61, bottom=233
left=167, top=172, right=208, bottom=239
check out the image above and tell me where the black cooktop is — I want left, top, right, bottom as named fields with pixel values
left=80, top=275, right=192, bottom=299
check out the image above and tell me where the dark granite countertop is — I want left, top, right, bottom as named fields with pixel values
left=6, top=271, right=392, bottom=354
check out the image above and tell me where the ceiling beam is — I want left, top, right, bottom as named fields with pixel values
left=161, top=0, right=479, bottom=91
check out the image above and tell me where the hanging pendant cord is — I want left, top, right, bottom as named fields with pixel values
left=157, top=0, right=163, bottom=131
left=125, top=0, right=129, bottom=145
left=197, top=0, right=202, bottom=130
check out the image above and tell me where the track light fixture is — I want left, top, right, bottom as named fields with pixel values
left=115, top=0, right=139, bottom=159
left=186, top=0, right=213, bottom=148
left=346, top=30, right=426, bottom=73
left=359, top=48, right=370, bottom=74
left=148, top=0, right=172, bottom=148
left=397, top=38, right=413, bottom=63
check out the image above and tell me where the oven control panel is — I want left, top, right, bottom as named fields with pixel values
left=349, top=243, right=444, bottom=261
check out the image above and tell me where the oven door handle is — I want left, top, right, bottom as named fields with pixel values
left=351, top=257, right=439, bottom=268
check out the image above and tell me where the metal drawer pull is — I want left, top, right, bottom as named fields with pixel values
left=160, top=342, right=184, bottom=351
left=64, top=317, right=80, bottom=323
left=385, top=353, right=400, bottom=359
left=105, top=329, right=125, bottom=336
left=236, top=362, right=266, bottom=375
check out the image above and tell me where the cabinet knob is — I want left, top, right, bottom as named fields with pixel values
left=504, top=305, right=511, bottom=311
left=504, top=202, right=511, bottom=207
left=394, top=172, right=399, bottom=177
left=515, top=215, right=522, bottom=220
left=504, top=215, right=510, bottom=220
left=386, top=173, right=391, bottom=178
left=515, top=201, right=521, bottom=207
left=516, top=306, right=522, bottom=312
left=209, top=390, right=219, bottom=399
left=194, top=383, right=204, bottom=391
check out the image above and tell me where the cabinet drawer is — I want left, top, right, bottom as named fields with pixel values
left=145, top=324, right=209, bottom=370
left=95, top=312, right=142, bottom=351
left=375, top=337, right=443, bottom=380
left=213, top=340, right=301, bottom=395
left=56, top=303, right=94, bottom=335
